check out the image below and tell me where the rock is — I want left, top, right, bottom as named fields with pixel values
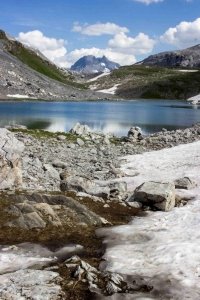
left=133, top=181, right=175, bottom=211
left=33, top=203, right=62, bottom=227
left=1, top=193, right=105, bottom=232
left=76, top=138, right=85, bottom=146
left=6, top=212, right=47, bottom=229
left=60, top=176, right=110, bottom=199
left=109, top=182, right=127, bottom=198
left=127, top=201, right=143, bottom=209
left=0, top=269, right=63, bottom=299
left=43, top=164, right=60, bottom=180
left=70, top=123, right=91, bottom=136
left=57, top=135, right=66, bottom=141
left=0, top=128, right=24, bottom=190
left=52, top=160, right=68, bottom=169
left=128, top=127, right=143, bottom=141
left=174, top=177, right=197, bottom=190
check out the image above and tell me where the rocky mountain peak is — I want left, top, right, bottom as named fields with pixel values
left=70, top=55, right=120, bottom=74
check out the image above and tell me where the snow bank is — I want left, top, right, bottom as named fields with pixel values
left=178, top=70, right=198, bottom=73
left=7, top=94, right=29, bottom=99
left=88, top=71, right=110, bottom=82
left=98, top=84, right=120, bottom=95
left=98, top=141, right=200, bottom=299
left=188, top=94, right=200, bottom=104
left=0, top=242, right=83, bottom=275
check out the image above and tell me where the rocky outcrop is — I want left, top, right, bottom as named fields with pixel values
left=139, top=44, right=200, bottom=68
left=0, top=128, right=24, bottom=190
left=2, top=193, right=106, bottom=230
left=132, top=181, right=176, bottom=211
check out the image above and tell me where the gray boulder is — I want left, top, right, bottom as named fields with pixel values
left=76, top=137, right=85, bottom=146
left=133, top=181, right=175, bottom=211
left=174, top=177, right=197, bottom=190
left=0, top=128, right=24, bottom=190
left=70, top=123, right=91, bottom=136
left=60, top=176, right=110, bottom=199
left=128, top=127, right=143, bottom=141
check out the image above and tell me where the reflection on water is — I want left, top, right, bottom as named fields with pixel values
left=0, top=100, right=199, bottom=136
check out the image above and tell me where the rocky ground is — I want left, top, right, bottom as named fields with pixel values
left=0, top=123, right=200, bottom=299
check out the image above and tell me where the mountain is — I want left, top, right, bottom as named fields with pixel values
left=139, top=44, right=200, bottom=68
left=70, top=55, right=120, bottom=74
left=0, top=29, right=106, bottom=100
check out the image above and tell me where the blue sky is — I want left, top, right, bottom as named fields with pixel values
left=1, top=0, right=200, bottom=67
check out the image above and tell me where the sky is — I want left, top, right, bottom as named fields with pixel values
left=1, top=0, right=200, bottom=67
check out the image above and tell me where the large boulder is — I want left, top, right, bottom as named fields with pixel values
left=60, top=176, right=110, bottom=199
left=70, top=123, right=91, bottom=136
left=0, top=128, right=24, bottom=190
left=133, top=181, right=175, bottom=211
left=128, top=127, right=143, bottom=141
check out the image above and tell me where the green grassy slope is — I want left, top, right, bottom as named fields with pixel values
left=89, top=64, right=200, bottom=100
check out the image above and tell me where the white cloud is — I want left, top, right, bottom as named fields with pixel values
left=161, top=18, right=200, bottom=47
left=72, top=22, right=129, bottom=36
left=132, top=0, right=163, bottom=4
left=108, top=32, right=156, bottom=54
left=17, top=29, right=155, bottom=68
left=17, top=30, right=68, bottom=67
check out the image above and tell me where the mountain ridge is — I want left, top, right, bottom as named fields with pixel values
left=138, top=44, right=200, bottom=68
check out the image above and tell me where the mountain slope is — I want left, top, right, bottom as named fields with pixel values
left=0, top=29, right=109, bottom=100
left=139, top=44, right=200, bottom=68
left=0, top=30, right=84, bottom=88
left=70, top=55, right=119, bottom=74
left=87, top=64, right=200, bottom=100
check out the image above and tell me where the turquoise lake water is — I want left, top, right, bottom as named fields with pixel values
left=0, top=100, right=200, bottom=136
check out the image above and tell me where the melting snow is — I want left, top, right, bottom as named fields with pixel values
left=188, top=94, right=200, bottom=104
left=7, top=94, right=29, bottom=99
left=177, top=69, right=198, bottom=73
left=98, top=141, right=200, bottom=299
left=98, top=84, right=120, bottom=95
left=88, top=71, right=111, bottom=83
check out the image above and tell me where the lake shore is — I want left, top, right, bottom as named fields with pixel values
left=0, top=123, right=200, bottom=299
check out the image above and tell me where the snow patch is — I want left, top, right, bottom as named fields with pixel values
left=178, top=69, right=198, bottom=73
left=98, top=84, right=120, bottom=95
left=88, top=71, right=110, bottom=83
left=7, top=94, right=30, bottom=99
left=99, top=141, right=200, bottom=299
left=188, top=94, right=200, bottom=104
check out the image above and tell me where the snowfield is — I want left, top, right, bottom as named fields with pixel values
left=98, top=141, right=200, bottom=299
